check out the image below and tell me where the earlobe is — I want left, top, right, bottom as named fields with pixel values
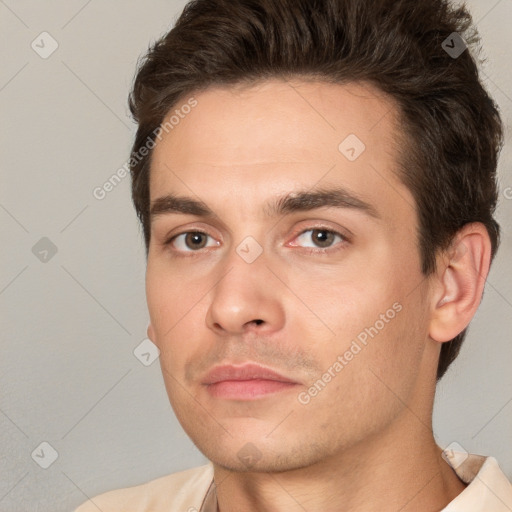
left=429, top=223, right=492, bottom=343
left=147, top=323, right=156, bottom=342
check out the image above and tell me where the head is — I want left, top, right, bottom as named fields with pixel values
left=128, top=0, right=502, bottom=472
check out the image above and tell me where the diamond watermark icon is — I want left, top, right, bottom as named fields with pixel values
left=441, top=32, right=467, bottom=59
left=338, top=134, right=366, bottom=161
left=31, top=32, right=59, bottom=59
left=31, top=441, right=59, bottom=469
left=236, top=236, right=263, bottom=264
left=441, top=441, right=469, bottom=469
left=237, top=442, right=263, bottom=468
left=32, top=237, right=58, bottom=263
left=134, top=338, right=160, bottom=366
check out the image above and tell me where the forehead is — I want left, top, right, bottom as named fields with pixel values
left=149, top=79, right=414, bottom=225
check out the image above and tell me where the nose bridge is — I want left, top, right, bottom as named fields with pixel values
left=219, top=229, right=268, bottom=284
left=206, top=235, right=284, bottom=334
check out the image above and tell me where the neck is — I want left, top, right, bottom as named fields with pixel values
left=213, top=411, right=467, bottom=512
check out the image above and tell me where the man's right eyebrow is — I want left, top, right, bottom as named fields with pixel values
left=150, top=194, right=215, bottom=218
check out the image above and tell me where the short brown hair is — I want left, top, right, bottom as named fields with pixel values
left=128, top=0, right=503, bottom=381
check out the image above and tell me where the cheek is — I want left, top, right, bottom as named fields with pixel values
left=146, top=263, right=195, bottom=370
left=146, top=259, right=204, bottom=328
left=146, top=259, right=218, bottom=377
left=286, top=270, right=402, bottom=352
left=304, top=304, right=425, bottom=443
left=286, top=238, right=419, bottom=340
left=292, top=263, right=426, bottom=400
left=347, top=294, right=428, bottom=411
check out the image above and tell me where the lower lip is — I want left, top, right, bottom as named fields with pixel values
left=205, top=379, right=298, bottom=400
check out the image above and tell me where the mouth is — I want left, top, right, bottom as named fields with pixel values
left=202, top=363, right=299, bottom=400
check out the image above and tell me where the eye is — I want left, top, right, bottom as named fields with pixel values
left=291, top=228, right=347, bottom=252
left=167, top=231, right=219, bottom=252
left=165, top=227, right=348, bottom=256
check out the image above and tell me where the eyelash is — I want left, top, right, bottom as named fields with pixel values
left=164, top=227, right=349, bottom=257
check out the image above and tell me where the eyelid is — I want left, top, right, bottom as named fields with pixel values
left=163, top=221, right=220, bottom=243
left=165, top=230, right=219, bottom=250
left=286, top=225, right=350, bottom=253
left=288, top=221, right=352, bottom=242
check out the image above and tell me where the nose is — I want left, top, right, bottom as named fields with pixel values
left=205, top=246, right=285, bottom=336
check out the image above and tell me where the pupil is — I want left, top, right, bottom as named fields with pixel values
left=187, top=232, right=206, bottom=249
left=314, top=229, right=333, bottom=247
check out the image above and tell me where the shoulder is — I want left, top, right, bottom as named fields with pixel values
left=74, top=463, right=214, bottom=512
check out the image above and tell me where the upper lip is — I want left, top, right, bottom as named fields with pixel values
left=202, top=363, right=298, bottom=385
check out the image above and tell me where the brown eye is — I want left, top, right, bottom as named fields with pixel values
left=168, top=231, right=218, bottom=252
left=184, top=232, right=208, bottom=249
left=311, top=229, right=336, bottom=248
left=294, top=228, right=344, bottom=250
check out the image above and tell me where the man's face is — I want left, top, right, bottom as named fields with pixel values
left=146, top=80, right=434, bottom=472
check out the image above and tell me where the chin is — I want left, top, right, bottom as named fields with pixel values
left=189, top=427, right=334, bottom=474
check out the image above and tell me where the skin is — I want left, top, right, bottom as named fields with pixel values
left=146, top=79, right=491, bottom=511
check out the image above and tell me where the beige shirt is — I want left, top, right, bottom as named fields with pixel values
left=75, top=453, right=512, bottom=511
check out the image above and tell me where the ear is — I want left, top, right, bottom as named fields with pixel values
left=147, top=323, right=156, bottom=343
left=429, top=223, right=492, bottom=343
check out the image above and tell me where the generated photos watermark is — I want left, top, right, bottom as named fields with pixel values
left=92, top=96, right=198, bottom=200
left=298, top=301, right=403, bottom=405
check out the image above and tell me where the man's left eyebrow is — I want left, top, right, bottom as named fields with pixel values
left=266, top=187, right=380, bottom=219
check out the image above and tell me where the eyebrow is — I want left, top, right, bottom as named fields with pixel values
left=149, top=186, right=380, bottom=221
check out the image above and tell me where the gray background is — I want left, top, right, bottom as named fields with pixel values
left=0, top=1, right=511, bottom=511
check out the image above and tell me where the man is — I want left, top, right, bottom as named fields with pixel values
left=76, top=0, right=512, bottom=510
